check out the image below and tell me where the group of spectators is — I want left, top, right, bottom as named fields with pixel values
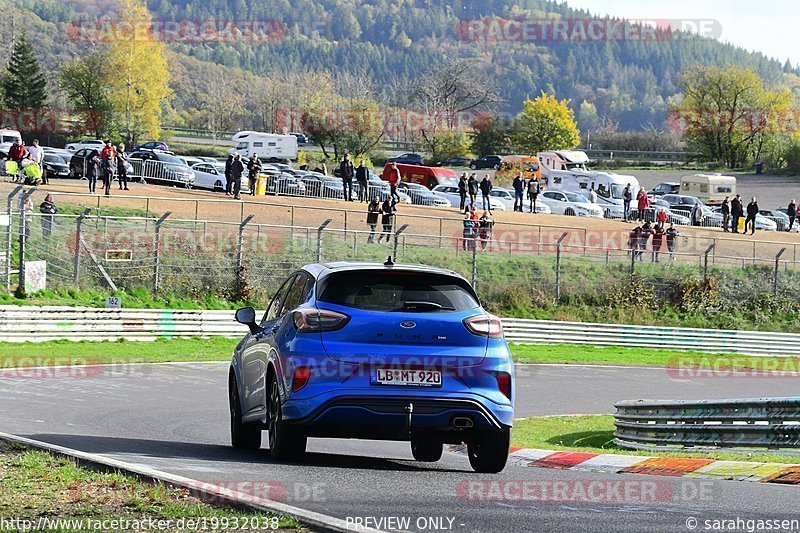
left=6, top=139, right=45, bottom=185
left=718, top=195, right=760, bottom=235
left=461, top=207, right=495, bottom=251
left=16, top=191, right=58, bottom=240
left=82, top=141, right=129, bottom=195
left=223, top=153, right=263, bottom=200
left=628, top=222, right=680, bottom=262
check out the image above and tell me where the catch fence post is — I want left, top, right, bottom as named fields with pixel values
left=316, top=219, right=332, bottom=262
left=5, top=185, right=22, bottom=292
left=16, top=189, right=36, bottom=296
left=555, top=232, right=568, bottom=302
left=153, top=212, right=172, bottom=293
left=237, top=215, right=255, bottom=290
left=774, top=248, right=787, bottom=295
left=393, top=224, right=409, bottom=262
left=73, top=208, right=91, bottom=285
left=703, top=244, right=715, bottom=282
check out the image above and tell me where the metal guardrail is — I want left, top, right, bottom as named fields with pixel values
left=614, top=397, right=800, bottom=452
left=2, top=307, right=800, bottom=356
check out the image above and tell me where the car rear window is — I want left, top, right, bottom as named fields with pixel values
left=318, top=270, right=479, bottom=312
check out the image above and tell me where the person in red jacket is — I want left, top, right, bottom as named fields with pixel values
left=636, top=188, right=650, bottom=222
left=388, top=162, right=401, bottom=203
left=8, top=140, right=27, bottom=163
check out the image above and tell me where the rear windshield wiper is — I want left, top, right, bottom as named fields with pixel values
left=399, top=301, right=455, bottom=311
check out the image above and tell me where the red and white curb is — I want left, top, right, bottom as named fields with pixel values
left=450, top=445, right=800, bottom=485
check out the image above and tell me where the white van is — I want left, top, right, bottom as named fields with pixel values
left=548, top=170, right=640, bottom=219
left=0, top=129, right=22, bottom=153
left=230, top=131, right=298, bottom=161
left=679, top=174, right=736, bottom=206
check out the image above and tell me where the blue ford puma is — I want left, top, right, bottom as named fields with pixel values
left=228, top=259, right=514, bottom=472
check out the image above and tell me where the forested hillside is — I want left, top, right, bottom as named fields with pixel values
left=11, top=0, right=797, bottom=130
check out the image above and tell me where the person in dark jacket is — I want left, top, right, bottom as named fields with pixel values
left=224, top=154, right=234, bottom=196
left=39, top=194, right=57, bottom=238
left=116, top=143, right=129, bottom=190
left=339, top=153, right=355, bottom=201
left=231, top=154, right=244, bottom=200
left=462, top=209, right=477, bottom=251
left=665, top=223, right=679, bottom=257
left=457, top=173, right=468, bottom=212
left=479, top=175, right=493, bottom=211
left=366, top=195, right=381, bottom=243
left=85, top=150, right=100, bottom=194
left=247, top=154, right=262, bottom=195
left=512, top=172, right=525, bottom=212
left=478, top=210, right=494, bottom=251
left=467, top=173, right=479, bottom=208
left=720, top=196, right=731, bottom=232
left=788, top=199, right=797, bottom=231
left=637, top=222, right=653, bottom=262
left=527, top=177, right=540, bottom=213
left=731, top=194, right=743, bottom=233
left=355, top=159, right=369, bottom=202
left=651, top=223, right=664, bottom=262
left=622, top=183, right=632, bottom=222
left=745, top=197, right=759, bottom=235
left=100, top=152, right=115, bottom=196
left=378, top=197, right=397, bottom=243
left=628, top=224, right=641, bottom=258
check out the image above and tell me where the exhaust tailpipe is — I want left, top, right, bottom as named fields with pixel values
left=452, top=416, right=474, bottom=429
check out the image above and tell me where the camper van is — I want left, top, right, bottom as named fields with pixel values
left=679, top=174, right=736, bottom=205
left=537, top=150, right=590, bottom=176
left=548, top=170, right=640, bottom=219
left=0, top=129, right=22, bottom=153
left=495, top=155, right=541, bottom=184
left=229, top=131, right=298, bottom=161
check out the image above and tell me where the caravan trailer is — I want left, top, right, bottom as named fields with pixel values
left=230, top=131, right=298, bottom=161
left=679, top=174, right=736, bottom=205
left=537, top=150, right=590, bottom=175
left=548, top=170, right=640, bottom=219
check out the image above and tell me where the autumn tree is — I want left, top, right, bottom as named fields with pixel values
left=470, top=112, right=511, bottom=156
left=512, top=93, right=581, bottom=153
left=59, top=53, right=113, bottom=138
left=675, top=65, right=793, bottom=168
left=108, top=0, right=171, bottom=144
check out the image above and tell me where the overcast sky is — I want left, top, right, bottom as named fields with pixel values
left=564, top=0, right=799, bottom=67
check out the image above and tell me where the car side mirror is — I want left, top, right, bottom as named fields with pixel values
left=235, top=306, right=258, bottom=334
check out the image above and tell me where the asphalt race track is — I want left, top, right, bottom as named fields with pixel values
left=1, top=362, right=798, bottom=532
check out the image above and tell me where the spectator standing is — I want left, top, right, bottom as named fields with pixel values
left=628, top=224, right=642, bottom=259
left=527, top=176, right=540, bottom=213
left=378, top=197, right=397, bottom=243
left=665, top=223, right=679, bottom=258
left=116, top=143, right=129, bottom=190
left=20, top=194, right=32, bottom=241
left=588, top=185, right=597, bottom=204
left=462, top=210, right=477, bottom=251
left=731, top=194, right=743, bottom=233
left=720, top=196, right=731, bottom=232
left=651, top=223, right=664, bottom=262
left=231, top=154, right=244, bottom=200
left=8, top=140, right=27, bottom=165
left=479, top=175, right=493, bottom=211
left=622, top=183, right=632, bottom=221
left=457, top=173, right=468, bottom=212
left=224, top=154, right=234, bottom=196
left=788, top=199, right=797, bottom=231
left=656, top=209, right=668, bottom=226
left=478, top=211, right=494, bottom=251
left=636, top=188, right=650, bottom=222
left=100, top=151, right=115, bottom=196
left=512, top=172, right=525, bottom=212
left=690, top=202, right=703, bottom=227
left=745, top=197, right=759, bottom=235
left=388, top=162, right=401, bottom=203
left=100, top=141, right=116, bottom=161
left=247, top=154, right=261, bottom=196
left=467, top=173, right=479, bottom=209
left=366, top=195, right=381, bottom=243
left=28, top=140, right=44, bottom=184
left=355, top=159, right=369, bottom=202
left=339, top=153, right=355, bottom=201
left=39, top=194, right=56, bottom=238
left=638, top=222, right=653, bottom=262
left=85, top=150, right=100, bottom=194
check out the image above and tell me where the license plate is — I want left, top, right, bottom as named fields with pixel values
left=374, top=368, right=442, bottom=387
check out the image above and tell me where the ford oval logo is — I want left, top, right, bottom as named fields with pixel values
left=400, top=320, right=416, bottom=329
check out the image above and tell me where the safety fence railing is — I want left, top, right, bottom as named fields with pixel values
left=614, top=398, right=800, bottom=453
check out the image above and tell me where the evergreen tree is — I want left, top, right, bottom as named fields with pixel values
left=1, top=34, right=47, bottom=110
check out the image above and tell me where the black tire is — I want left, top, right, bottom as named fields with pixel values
left=229, top=371, right=261, bottom=450
left=565, top=208, right=575, bottom=216
left=470, top=164, right=477, bottom=170
left=467, top=428, right=510, bottom=473
left=411, top=439, right=443, bottom=462
left=493, top=164, right=500, bottom=170
left=266, top=373, right=307, bottom=460
left=214, top=180, right=223, bottom=192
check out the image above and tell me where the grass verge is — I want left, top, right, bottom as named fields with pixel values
left=1, top=339, right=797, bottom=375
left=0, top=440, right=299, bottom=529
left=512, top=415, right=800, bottom=465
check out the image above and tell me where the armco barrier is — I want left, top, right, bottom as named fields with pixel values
left=614, top=397, right=800, bottom=452
left=0, top=307, right=798, bottom=356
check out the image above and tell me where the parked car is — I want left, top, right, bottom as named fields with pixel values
left=289, top=132, right=308, bottom=144
left=398, top=182, right=451, bottom=207
left=469, top=155, right=503, bottom=170
left=630, top=199, right=690, bottom=225
left=488, top=187, right=550, bottom=214
left=710, top=207, right=776, bottom=231
left=65, top=139, right=105, bottom=152
left=134, top=141, right=170, bottom=152
left=381, top=163, right=457, bottom=190
left=268, top=172, right=307, bottom=196
left=431, top=157, right=471, bottom=168
left=362, top=177, right=412, bottom=204
left=179, top=156, right=204, bottom=168
left=228, top=261, right=514, bottom=472
left=386, top=153, right=424, bottom=165
left=539, top=191, right=604, bottom=218
left=430, top=184, right=506, bottom=212
left=660, top=194, right=705, bottom=212
left=69, top=148, right=134, bottom=179
left=648, top=182, right=680, bottom=197
left=42, top=153, right=70, bottom=180
left=128, top=150, right=194, bottom=187
left=190, top=161, right=249, bottom=192
left=759, top=210, right=791, bottom=232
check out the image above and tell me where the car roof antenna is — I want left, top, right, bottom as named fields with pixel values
left=384, top=256, right=394, bottom=267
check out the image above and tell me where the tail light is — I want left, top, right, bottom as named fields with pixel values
left=463, top=314, right=503, bottom=339
left=292, top=366, right=311, bottom=392
left=496, top=372, right=512, bottom=400
left=292, top=309, right=350, bottom=332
